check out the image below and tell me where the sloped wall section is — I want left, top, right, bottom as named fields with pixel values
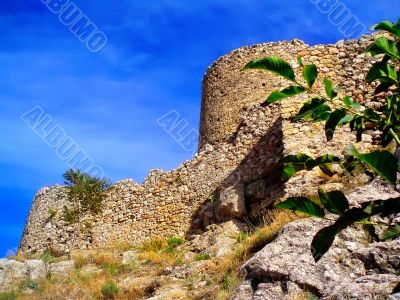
left=19, top=34, right=382, bottom=254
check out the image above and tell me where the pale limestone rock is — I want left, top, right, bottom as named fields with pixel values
left=122, top=250, right=139, bottom=264
left=25, top=260, right=46, bottom=281
left=187, top=220, right=245, bottom=257
left=0, top=259, right=28, bottom=292
left=330, top=274, right=400, bottom=300
left=232, top=217, right=400, bottom=299
left=49, top=260, right=75, bottom=276
left=217, top=184, right=247, bottom=220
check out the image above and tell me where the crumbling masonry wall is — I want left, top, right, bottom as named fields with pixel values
left=19, top=34, right=383, bottom=254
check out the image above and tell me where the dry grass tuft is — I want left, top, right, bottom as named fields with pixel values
left=205, top=210, right=300, bottom=299
left=138, top=251, right=177, bottom=267
left=72, top=252, right=90, bottom=269
left=15, top=211, right=300, bottom=300
left=118, top=285, right=146, bottom=300
left=108, top=240, right=136, bottom=252
left=92, top=252, right=118, bottom=267
left=290, top=292, right=319, bottom=300
left=138, top=238, right=167, bottom=252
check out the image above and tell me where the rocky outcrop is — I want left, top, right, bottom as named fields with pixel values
left=0, top=259, right=46, bottom=293
left=232, top=218, right=399, bottom=299
left=186, top=220, right=246, bottom=257
left=216, top=185, right=247, bottom=221
left=0, top=258, right=79, bottom=293
left=232, top=179, right=400, bottom=299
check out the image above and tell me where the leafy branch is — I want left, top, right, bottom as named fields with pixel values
left=242, top=18, right=400, bottom=261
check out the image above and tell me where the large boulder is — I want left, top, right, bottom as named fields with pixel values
left=231, top=218, right=400, bottom=299
left=25, top=260, right=46, bottom=281
left=122, top=251, right=139, bottom=264
left=49, top=260, right=75, bottom=276
left=187, top=220, right=246, bottom=257
left=245, top=180, right=266, bottom=204
left=0, top=259, right=28, bottom=292
left=216, top=184, right=247, bottom=220
left=0, top=259, right=48, bottom=292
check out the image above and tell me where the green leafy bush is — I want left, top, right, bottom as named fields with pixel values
left=18, top=279, right=39, bottom=291
left=222, top=274, right=233, bottom=290
left=101, top=281, right=120, bottom=299
left=48, top=207, right=58, bottom=218
left=243, top=18, right=400, bottom=261
left=63, top=169, right=112, bottom=223
left=165, top=237, right=184, bottom=253
left=195, top=253, right=211, bottom=261
left=0, top=291, right=16, bottom=300
left=236, top=232, right=249, bottom=243
left=62, top=169, right=112, bottom=254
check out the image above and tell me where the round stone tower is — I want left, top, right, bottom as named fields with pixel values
left=199, top=35, right=377, bottom=150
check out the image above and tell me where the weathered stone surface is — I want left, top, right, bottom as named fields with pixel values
left=25, top=260, right=46, bottom=281
left=216, top=185, right=247, bottom=220
left=230, top=280, right=254, bottom=300
left=0, top=259, right=28, bottom=292
left=187, top=220, right=245, bottom=256
left=245, top=180, right=266, bottom=203
left=79, top=264, right=101, bottom=275
left=147, top=282, right=189, bottom=300
left=330, top=274, right=400, bottom=300
left=388, top=293, right=400, bottom=300
left=122, top=250, right=139, bottom=264
left=232, top=217, right=400, bottom=299
left=49, top=260, right=75, bottom=276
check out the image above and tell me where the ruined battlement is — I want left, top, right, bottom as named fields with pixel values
left=19, top=34, right=381, bottom=255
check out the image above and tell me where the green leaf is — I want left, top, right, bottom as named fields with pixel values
left=365, top=36, right=399, bottom=59
left=297, top=56, right=304, bottom=66
left=366, top=62, right=398, bottom=84
left=281, top=153, right=341, bottom=180
left=302, top=64, right=318, bottom=88
left=293, top=98, right=331, bottom=122
left=242, top=56, right=296, bottom=81
left=318, top=189, right=349, bottom=215
left=311, top=225, right=341, bottom=262
left=349, top=146, right=398, bottom=185
left=263, top=86, right=306, bottom=106
left=340, top=155, right=363, bottom=175
left=381, top=224, right=400, bottom=240
left=311, top=197, right=400, bottom=261
left=342, top=96, right=362, bottom=111
left=275, top=197, right=325, bottom=218
left=315, top=154, right=341, bottom=177
left=371, top=20, right=400, bottom=38
left=281, top=154, right=316, bottom=180
left=363, top=108, right=381, bottom=123
left=325, top=109, right=347, bottom=141
left=349, top=116, right=364, bottom=142
left=342, top=96, right=352, bottom=107
left=324, top=78, right=338, bottom=99
left=338, top=114, right=354, bottom=126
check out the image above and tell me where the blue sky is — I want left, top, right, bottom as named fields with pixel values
left=0, top=0, right=398, bottom=256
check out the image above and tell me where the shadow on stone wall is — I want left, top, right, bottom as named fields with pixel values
left=186, top=117, right=285, bottom=236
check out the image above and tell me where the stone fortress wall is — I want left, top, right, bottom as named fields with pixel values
left=19, top=34, right=383, bottom=255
